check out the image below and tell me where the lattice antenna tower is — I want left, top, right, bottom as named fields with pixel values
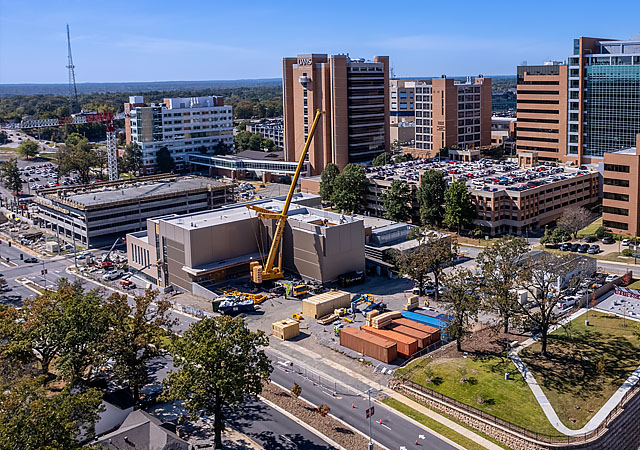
left=66, top=24, right=79, bottom=115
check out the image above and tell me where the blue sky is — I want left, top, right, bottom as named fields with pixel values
left=1, top=0, right=639, bottom=84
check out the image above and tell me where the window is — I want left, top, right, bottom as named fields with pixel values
left=391, top=92, right=397, bottom=98
left=603, top=206, right=629, bottom=216
left=603, top=192, right=629, bottom=202
left=604, top=163, right=630, bottom=173
left=603, top=178, right=630, bottom=187
left=603, top=220, right=629, bottom=230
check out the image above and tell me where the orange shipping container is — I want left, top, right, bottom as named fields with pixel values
left=361, top=325, right=418, bottom=359
left=387, top=324, right=429, bottom=349
left=392, top=318, right=441, bottom=346
left=340, top=327, right=397, bottom=363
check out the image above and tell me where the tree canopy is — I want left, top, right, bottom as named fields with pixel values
left=319, top=163, right=340, bottom=202
left=372, top=152, right=391, bottom=166
left=444, top=181, right=476, bottom=232
left=441, top=268, right=481, bottom=352
left=382, top=179, right=413, bottom=222
left=417, top=169, right=446, bottom=227
left=476, top=236, right=529, bottom=333
left=58, top=133, right=97, bottom=184
left=156, top=146, right=175, bottom=173
left=162, top=316, right=272, bottom=449
left=122, top=142, right=142, bottom=174
left=105, top=290, right=175, bottom=401
left=330, top=164, right=368, bottom=213
left=557, top=207, right=596, bottom=239
left=0, top=157, right=22, bottom=197
left=17, top=139, right=39, bottom=159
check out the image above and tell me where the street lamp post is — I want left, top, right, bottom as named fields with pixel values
left=505, top=320, right=510, bottom=380
left=586, top=282, right=590, bottom=326
left=365, top=387, right=375, bottom=450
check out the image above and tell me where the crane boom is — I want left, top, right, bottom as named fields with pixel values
left=248, top=109, right=323, bottom=283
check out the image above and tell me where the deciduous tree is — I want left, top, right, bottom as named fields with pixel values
left=59, top=133, right=97, bottom=184
left=330, top=163, right=368, bottom=213
left=417, top=169, right=446, bottom=227
left=372, top=152, right=391, bottom=166
left=162, top=316, right=272, bottom=449
left=516, top=251, right=590, bottom=357
left=394, top=233, right=457, bottom=300
left=477, top=236, right=529, bottom=333
left=382, top=179, right=413, bottom=222
left=444, top=181, right=476, bottom=233
left=156, top=146, right=175, bottom=173
left=441, top=268, right=481, bottom=352
left=319, top=163, right=340, bottom=202
left=122, top=142, right=142, bottom=174
left=557, top=206, right=596, bottom=239
left=105, top=290, right=175, bottom=401
left=0, top=157, right=22, bottom=198
left=0, top=376, right=103, bottom=450
left=17, top=139, right=39, bottom=159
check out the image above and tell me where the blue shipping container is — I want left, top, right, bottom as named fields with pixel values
left=402, top=310, right=447, bottom=329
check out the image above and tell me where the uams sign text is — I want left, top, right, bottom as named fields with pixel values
left=298, top=58, right=312, bottom=66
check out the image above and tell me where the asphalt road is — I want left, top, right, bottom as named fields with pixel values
left=270, top=362, right=458, bottom=450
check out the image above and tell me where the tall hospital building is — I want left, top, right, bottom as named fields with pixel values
left=282, top=54, right=390, bottom=175
left=125, top=96, right=234, bottom=174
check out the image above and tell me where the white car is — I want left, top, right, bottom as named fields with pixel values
left=605, top=274, right=618, bottom=283
left=622, top=239, right=630, bottom=246
left=102, top=269, right=124, bottom=281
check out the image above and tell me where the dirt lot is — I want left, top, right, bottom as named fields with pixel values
left=430, top=325, right=530, bottom=360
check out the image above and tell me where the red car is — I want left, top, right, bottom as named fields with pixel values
left=99, top=261, right=113, bottom=268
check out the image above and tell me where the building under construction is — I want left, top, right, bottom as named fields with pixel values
left=126, top=193, right=365, bottom=295
left=34, top=175, right=234, bottom=248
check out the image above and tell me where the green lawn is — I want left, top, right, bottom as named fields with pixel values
left=626, top=279, right=640, bottom=290
left=396, top=355, right=558, bottom=436
left=520, top=311, right=640, bottom=430
left=382, top=397, right=513, bottom=450
left=577, top=217, right=602, bottom=238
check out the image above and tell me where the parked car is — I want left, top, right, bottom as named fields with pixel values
left=102, top=270, right=124, bottom=281
left=622, top=239, right=630, bottom=246
left=587, top=245, right=600, bottom=254
left=602, top=236, right=614, bottom=244
left=24, top=257, right=38, bottom=263
left=560, top=242, right=572, bottom=251
left=605, top=274, right=618, bottom=283
left=578, top=244, right=590, bottom=253
left=584, top=236, right=597, bottom=243
left=570, top=243, right=580, bottom=252
left=99, top=261, right=113, bottom=269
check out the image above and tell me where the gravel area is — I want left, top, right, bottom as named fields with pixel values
left=261, top=383, right=383, bottom=450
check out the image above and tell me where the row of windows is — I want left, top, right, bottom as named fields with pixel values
left=603, top=192, right=630, bottom=202
left=517, top=99, right=560, bottom=105
left=603, top=220, right=629, bottom=230
left=517, top=126, right=559, bottom=134
left=604, top=163, right=630, bottom=173
left=517, top=90, right=559, bottom=95
left=131, top=244, right=150, bottom=268
left=518, top=136, right=559, bottom=143
left=603, top=178, right=630, bottom=187
left=516, top=117, right=559, bottom=124
left=603, top=206, right=629, bottom=216
left=517, top=108, right=559, bottom=114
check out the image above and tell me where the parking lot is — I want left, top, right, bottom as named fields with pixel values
left=366, top=157, right=592, bottom=194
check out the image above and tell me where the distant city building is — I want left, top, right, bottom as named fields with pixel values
left=567, top=37, right=640, bottom=163
left=282, top=54, right=390, bottom=175
left=389, top=79, right=416, bottom=125
left=125, top=96, right=233, bottom=174
left=34, top=176, right=233, bottom=248
left=602, top=134, right=640, bottom=236
left=246, top=119, right=284, bottom=148
left=413, top=76, right=492, bottom=156
left=516, top=62, right=568, bottom=161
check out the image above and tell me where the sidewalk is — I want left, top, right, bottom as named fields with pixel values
left=269, top=343, right=504, bottom=450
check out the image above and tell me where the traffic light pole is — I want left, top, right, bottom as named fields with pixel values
left=365, top=387, right=374, bottom=450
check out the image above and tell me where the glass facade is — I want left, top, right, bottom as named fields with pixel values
left=584, top=65, right=640, bottom=157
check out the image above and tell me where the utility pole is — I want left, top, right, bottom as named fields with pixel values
left=364, top=387, right=375, bottom=450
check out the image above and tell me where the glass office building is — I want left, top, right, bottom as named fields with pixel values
left=567, top=38, right=640, bottom=158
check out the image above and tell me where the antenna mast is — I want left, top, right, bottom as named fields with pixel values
left=66, top=24, right=79, bottom=114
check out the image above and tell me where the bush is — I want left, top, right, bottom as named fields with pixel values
left=290, top=383, right=302, bottom=398
left=622, top=249, right=635, bottom=257
left=316, top=404, right=331, bottom=417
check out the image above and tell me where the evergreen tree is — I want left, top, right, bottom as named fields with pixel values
left=382, top=179, right=413, bottom=222
left=417, top=169, right=446, bottom=227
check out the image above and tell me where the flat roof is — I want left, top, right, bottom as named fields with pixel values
left=56, top=177, right=231, bottom=208
left=611, top=147, right=637, bottom=155
left=160, top=194, right=355, bottom=231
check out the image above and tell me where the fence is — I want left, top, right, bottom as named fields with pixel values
left=397, top=376, right=640, bottom=445
left=275, top=359, right=364, bottom=397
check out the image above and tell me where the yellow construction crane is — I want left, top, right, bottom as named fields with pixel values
left=247, top=109, right=323, bottom=283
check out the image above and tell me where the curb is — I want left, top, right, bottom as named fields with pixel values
left=258, top=394, right=347, bottom=450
